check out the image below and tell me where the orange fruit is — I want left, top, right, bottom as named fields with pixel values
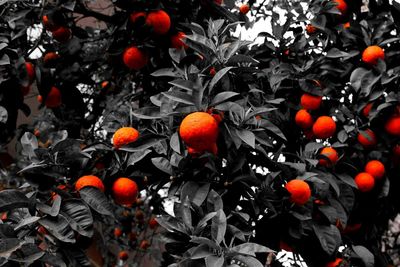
left=206, top=108, right=224, bottom=124
left=357, top=129, right=377, bottom=148
left=139, top=240, right=150, bottom=250
left=362, top=46, right=384, bottom=66
left=52, top=27, right=71, bottom=43
left=187, top=144, right=218, bottom=157
left=319, top=147, right=339, bottom=167
left=362, top=102, right=373, bottom=117
left=43, top=52, right=60, bottom=66
left=312, top=116, right=336, bottom=139
left=37, top=95, right=43, bottom=103
left=179, top=112, right=219, bottom=152
left=130, top=11, right=146, bottom=24
left=37, top=226, right=47, bottom=235
left=114, top=227, right=122, bottom=237
left=209, top=67, right=216, bottom=76
left=118, top=251, right=128, bottom=261
left=300, top=93, right=322, bottom=110
left=101, top=81, right=110, bottom=90
left=306, top=24, right=317, bottom=34
left=42, top=15, right=58, bottom=31
left=112, top=127, right=139, bottom=148
left=25, top=62, right=35, bottom=84
left=239, top=4, right=250, bottom=14
left=45, top=86, right=62, bottom=108
left=149, top=217, right=158, bottom=229
left=112, top=178, right=139, bottom=205
left=171, top=32, right=187, bottom=49
left=295, top=109, right=313, bottom=129
left=326, top=258, right=343, bottom=267
left=75, top=175, right=105, bottom=192
left=285, top=179, right=311, bottom=205
left=365, top=160, right=385, bottom=180
left=355, top=172, right=375, bottom=192
left=385, top=116, right=400, bottom=136
left=146, top=10, right=171, bottom=35
left=123, top=46, right=148, bottom=70
left=343, top=22, right=350, bottom=29
left=333, top=0, right=347, bottom=14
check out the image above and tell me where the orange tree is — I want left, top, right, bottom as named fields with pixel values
left=1, top=0, right=400, bottom=266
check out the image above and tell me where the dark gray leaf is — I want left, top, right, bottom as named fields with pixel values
left=211, top=209, right=226, bottom=244
left=79, top=187, right=113, bottom=216
left=61, top=199, right=93, bottom=237
left=39, top=215, right=75, bottom=243
left=0, top=190, right=30, bottom=212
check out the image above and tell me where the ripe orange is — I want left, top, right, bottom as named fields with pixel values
left=52, top=27, right=71, bottom=43
left=118, top=251, right=128, bottom=261
left=209, top=67, right=216, bottom=76
left=206, top=108, right=224, bottom=124
left=179, top=112, right=219, bottom=152
left=285, top=179, right=311, bottom=205
left=295, top=109, right=313, bottom=129
left=355, top=172, right=375, bottom=192
left=42, top=15, right=58, bottom=31
left=300, top=93, right=322, bottom=110
left=149, top=217, right=158, bottom=229
left=385, top=116, right=400, bottom=136
left=146, top=10, right=171, bottom=35
left=333, top=0, right=347, bottom=14
left=112, top=178, right=139, bottom=205
left=239, top=4, right=250, bottom=14
left=123, top=46, right=148, bottom=70
left=343, top=22, right=350, bottom=29
left=187, top=143, right=218, bottom=157
left=114, top=227, right=122, bottom=237
left=171, top=32, right=187, bottom=49
left=357, top=129, right=377, bottom=148
left=326, top=258, right=343, bottom=267
left=101, top=81, right=110, bottom=90
left=45, top=86, right=62, bottom=108
left=25, top=62, right=35, bottom=84
left=362, top=46, right=384, bottom=66
left=365, top=160, right=385, bottom=180
left=312, top=116, right=336, bottom=139
left=43, top=52, right=60, bottom=66
left=362, top=102, right=373, bottom=117
left=319, top=147, right=339, bottom=167
left=139, top=240, right=150, bottom=250
left=130, top=11, right=146, bottom=24
left=306, top=24, right=317, bottom=34
left=112, top=127, right=139, bottom=148
left=75, top=175, right=105, bottom=192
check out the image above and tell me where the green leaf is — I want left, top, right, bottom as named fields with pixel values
left=209, top=67, right=234, bottom=92
left=0, top=106, right=8, bottom=123
left=236, top=129, right=255, bottom=149
left=352, top=245, right=374, bottom=267
left=231, top=243, right=274, bottom=256
left=312, top=224, right=341, bottom=256
left=79, top=187, right=113, bottom=216
left=0, top=190, right=30, bottom=212
left=162, top=91, right=195, bottom=105
left=350, top=68, right=370, bottom=91
left=39, top=215, right=75, bottom=243
left=211, top=209, right=226, bottom=244
left=9, top=243, right=45, bottom=263
left=210, top=91, right=239, bottom=106
left=169, top=79, right=196, bottom=92
left=151, top=68, right=179, bottom=78
left=232, top=255, right=263, bottom=267
left=127, top=149, right=151, bottom=166
left=205, top=255, right=224, bottom=267
left=61, top=199, right=94, bottom=237
left=151, top=157, right=173, bottom=175
left=0, top=238, right=21, bottom=258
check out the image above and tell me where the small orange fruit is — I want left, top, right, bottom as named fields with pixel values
left=333, top=0, right=347, bottom=14
left=112, top=127, right=139, bottom=148
left=34, top=129, right=40, bottom=137
left=52, top=27, right=71, bottom=43
left=25, top=62, right=35, bottom=84
left=139, top=240, right=150, bottom=250
left=319, top=147, right=339, bottom=167
left=130, top=11, right=146, bottom=24
left=42, top=15, right=58, bottom=31
left=114, top=227, right=122, bottom=237
left=101, top=81, right=110, bottom=90
left=385, top=116, right=400, bottom=136
left=300, top=93, right=322, bottom=110
left=149, top=217, right=158, bottom=229
left=239, top=4, right=250, bottom=14
left=43, top=52, right=60, bottom=66
left=295, top=109, right=313, bottom=129
left=209, top=67, right=216, bottom=76
left=343, top=22, right=350, bottom=29
left=75, top=175, right=105, bottom=192
left=306, top=24, right=317, bottom=34
left=118, top=251, right=129, bottom=261
left=146, top=10, right=171, bottom=35
left=45, top=86, right=62, bottom=108
left=362, top=46, right=384, bottom=66
left=365, top=160, right=385, bottom=180
left=122, top=47, right=148, bottom=70
left=357, top=129, right=377, bottom=148
left=362, top=102, right=373, bottom=117
left=179, top=112, right=219, bottom=152
left=171, top=32, right=187, bottom=49
left=355, top=172, right=375, bottom=192
left=326, top=258, right=343, bottom=267
left=112, top=178, right=139, bottom=205
left=285, top=179, right=311, bottom=205
left=37, top=226, right=48, bottom=235
left=37, top=95, right=43, bottom=103
left=312, top=116, right=336, bottom=139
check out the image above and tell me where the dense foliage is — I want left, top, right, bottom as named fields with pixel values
left=1, top=0, right=400, bottom=266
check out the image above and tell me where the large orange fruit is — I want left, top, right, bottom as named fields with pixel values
left=319, top=147, right=339, bottom=167
left=130, top=11, right=146, bottom=24
left=75, top=175, right=105, bottom=192
left=326, top=258, right=343, bottom=267
left=300, top=93, right=322, bottom=110
left=312, top=116, right=336, bottom=139
left=179, top=112, right=219, bottom=152
left=239, top=4, right=250, bottom=14
left=357, top=129, right=377, bottom=148
left=52, top=27, right=71, bottom=43
left=362, top=46, right=384, bottom=66
left=123, top=47, right=148, bottom=70
left=295, top=109, right=313, bottom=129
left=171, top=32, right=188, bottom=49
left=385, top=116, right=400, bottom=136
left=333, top=0, right=347, bottom=14
left=112, top=127, right=139, bottom=148
left=285, top=179, right=311, bottom=205
left=365, top=160, right=385, bottom=180
left=187, top=143, right=218, bottom=157
left=45, top=86, right=62, bottom=108
left=355, top=172, right=375, bottom=192
left=25, top=62, right=35, bottom=84
left=146, top=10, right=171, bottom=35
left=112, top=178, right=139, bottom=205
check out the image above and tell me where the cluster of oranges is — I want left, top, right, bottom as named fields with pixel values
left=354, top=160, right=385, bottom=192
left=42, top=15, right=71, bottom=43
